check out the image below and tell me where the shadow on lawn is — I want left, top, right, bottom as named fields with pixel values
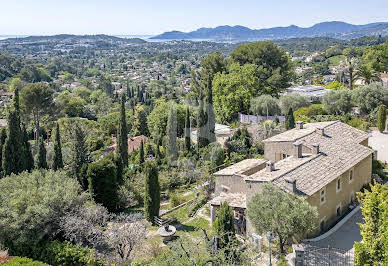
left=175, top=223, right=196, bottom=232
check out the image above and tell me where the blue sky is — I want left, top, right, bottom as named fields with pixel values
left=1, top=0, right=388, bottom=35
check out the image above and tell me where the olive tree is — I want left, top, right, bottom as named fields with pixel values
left=250, top=95, right=280, bottom=117
left=0, top=170, right=89, bottom=249
left=247, top=183, right=318, bottom=253
left=279, top=94, right=310, bottom=115
left=322, top=89, right=353, bottom=115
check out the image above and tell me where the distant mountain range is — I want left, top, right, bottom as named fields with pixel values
left=1, top=34, right=147, bottom=44
left=151, top=21, right=388, bottom=41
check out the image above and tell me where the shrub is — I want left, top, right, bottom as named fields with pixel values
left=34, top=241, right=101, bottom=266
left=188, top=195, right=208, bottom=217
left=4, top=257, right=47, bottom=266
left=169, top=193, right=184, bottom=208
left=0, top=170, right=89, bottom=252
left=294, top=104, right=326, bottom=122
left=347, top=118, right=369, bottom=131
left=87, top=153, right=119, bottom=212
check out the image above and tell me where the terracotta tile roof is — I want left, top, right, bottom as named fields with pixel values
left=262, top=121, right=338, bottom=142
left=214, top=159, right=267, bottom=176
left=258, top=121, right=373, bottom=196
left=210, top=192, right=246, bottom=208
left=127, top=135, right=148, bottom=153
left=105, top=135, right=148, bottom=154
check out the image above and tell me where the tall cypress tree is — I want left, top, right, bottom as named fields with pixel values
left=144, top=162, right=160, bottom=222
left=21, top=124, right=34, bottom=172
left=205, top=76, right=216, bottom=143
left=52, top=123, right=63, bottom=170
left=197, top=99, right=209, bottom=149
left=0, top=128, right=7, bottom=175
left=36, top=137, right=48, bottom=169
left=214, top=202, right=236, bottom=248
left=155, top=138, right=162, bottom=164
left=184, top=105, right=191, bottom=152
left=71, top=125, right=90, bottom=189
left=117, top=94, right=128, bottom=168
left=167, top=104, right=177, bottom=164
left=139, top=140, right=145, bottom=164
left=285, top=108, right=295, bottom=130
left=2, top=111, right=23, bottom=176
left=377, top=104, right=387, bottom=133
left=13, top=87, right=20, bottom=125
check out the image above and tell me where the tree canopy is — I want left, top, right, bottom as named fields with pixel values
left=354, top=182, right=388, bottom=265
left=230, top=41, right=294, bottom=95
left=247, top=183, right=318, bottom=253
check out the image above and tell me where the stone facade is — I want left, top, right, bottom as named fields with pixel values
left=210, top=121, right=374, bottom=237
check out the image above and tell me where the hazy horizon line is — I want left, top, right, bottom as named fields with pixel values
left=1, top=20, right=387, bottom=37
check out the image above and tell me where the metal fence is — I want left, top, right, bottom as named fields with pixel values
left=238, top=113, right=285, bottom=124
left=303, top=245, right=353, bottom=266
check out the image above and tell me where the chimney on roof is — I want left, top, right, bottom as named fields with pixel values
left=266, top=161, right=275, bottom=172
left=316, top=128, right=324, bottom=136
left=296, top=121, right=304, bottom=130
left=312, top=143, right=320, bottom=155
left=293, top=143, right=302, bottom=158
left=285, top=178, right=297, bottom=193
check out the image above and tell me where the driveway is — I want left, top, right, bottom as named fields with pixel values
left=313, top=208, right=363, bottom=251
left=369, top=130, right=388, bottom=163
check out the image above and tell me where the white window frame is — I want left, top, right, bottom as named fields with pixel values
left=336, top=178, right=342, bottom=193
left=320, top=187, right=326, bottom=205
left=349, top=168, right=354, bottom=184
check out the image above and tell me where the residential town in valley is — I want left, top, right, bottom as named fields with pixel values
left=0, top=1, right=387, bottom=265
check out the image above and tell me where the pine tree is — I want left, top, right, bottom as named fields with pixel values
left=285, top=108, right=295, bottom=130
left=139, top=140, right=145, bottom=164
left=184, top=105, right=191, bottom=152
left=117, top=94, right=129, bottom=168
left=377, top=104, right=387, bottom=133
left=2, top=111, right=23, bottom=176
left=21, top=125, right=34, bottom=172
left=36, top=137, right=48, bottom=169
left=144, top=162, right=160, bottom=222
left=52, top=123, right=63, bottom=170
left=197, top=100, right=209, bottom=149
left=214, top=202, right=236, bottom=248
left=71, top=125, right=90, bottom=189
left=167, top=105, right=177, bottom=164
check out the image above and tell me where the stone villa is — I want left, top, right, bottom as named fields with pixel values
left=210, top=121, right=373, bottom=236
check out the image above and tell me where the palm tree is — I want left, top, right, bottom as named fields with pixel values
left=342, top=58, right=358, bottom=90
left=354, top=65, right=381, bottom=85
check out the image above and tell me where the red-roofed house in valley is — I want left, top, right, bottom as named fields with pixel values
left=103, top=135, right=149, bottom=155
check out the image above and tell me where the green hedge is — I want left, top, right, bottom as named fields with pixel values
left=9, top=241, right=103, bottom=266
left=4, top=257, right=47, bottom=265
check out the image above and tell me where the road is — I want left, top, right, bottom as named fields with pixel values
left=313, top=208, right=363, bottom=251
left=369, top=130, right=388, bottom=163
